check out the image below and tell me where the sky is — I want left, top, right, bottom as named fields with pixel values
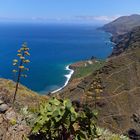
left=0, top=0, right=140, bottom=24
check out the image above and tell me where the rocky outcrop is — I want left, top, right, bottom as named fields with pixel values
left=0, top=98, right=31, bottom=140
left=0, top=79, right=48, bottom=140
left=110, top=26, right=140, bottom=57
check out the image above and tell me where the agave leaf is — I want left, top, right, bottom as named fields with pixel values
left=76, top=130, right=87, bottom=140
left=93, top=110, right=98, bottom=116
left=32, top=123, right=42, bottom=133
left=64, top=99, right=72, bottom=109
left=53, top=110, right=59, bottom=117
left=49, top=98, right=60, bottom=106
left=55, top=115, right=62, bottom=122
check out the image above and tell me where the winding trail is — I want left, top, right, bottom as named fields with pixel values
left=100, top=86, right=140, bottom=133
left=106, top=61, right=135, bottom=80
left=98, top=52, right=140, bottom=132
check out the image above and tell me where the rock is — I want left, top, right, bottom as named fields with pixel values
left=0, top=100, right=4, bottom=105
left=128, top=129, right=140, bottom=140
left=5, top=108, right=17, bottom=120
left=3, top=124, right=31, bottom=140
left=132, top=113, right=140, bottom=123
left=0, top=104, right=9, bottom=113
left=0, top=114, right=3, bottom=124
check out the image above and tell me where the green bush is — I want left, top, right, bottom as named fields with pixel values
left=31, top=97, right=98, bottom=140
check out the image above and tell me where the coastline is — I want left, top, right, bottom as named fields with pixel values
left=51, top=64, right=74, bottom=94
left=51, top=29, right=116, bottom=94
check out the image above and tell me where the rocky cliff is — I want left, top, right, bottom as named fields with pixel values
left=110, top=26, right=140, bottom=57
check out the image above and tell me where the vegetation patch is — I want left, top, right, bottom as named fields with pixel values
left=25, top=97, right=129, bottom=140
left=73, top=60, right=105, bottom=79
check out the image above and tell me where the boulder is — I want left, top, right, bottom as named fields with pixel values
left=0, top=104, right=9, bottom=113
left=0, top=100, right=4, bottom=105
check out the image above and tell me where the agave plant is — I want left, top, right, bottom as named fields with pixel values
left=12, top=42, right=30, bottom=103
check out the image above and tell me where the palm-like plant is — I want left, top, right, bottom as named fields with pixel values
left=12, top=42, right=30, bottom=104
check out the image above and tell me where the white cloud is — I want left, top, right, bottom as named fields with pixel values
left=75, top=15, right=121, bottom=22
left=0, top=15, right=122, bottom=23
left=93, top=15, right=121, bottom=21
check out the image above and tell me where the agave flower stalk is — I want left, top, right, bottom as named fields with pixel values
left=12, top=42, right=30, bottom=104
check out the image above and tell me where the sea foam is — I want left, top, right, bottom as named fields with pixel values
left=51, top=65, right=74, bottom=93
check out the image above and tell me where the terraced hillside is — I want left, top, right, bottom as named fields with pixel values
left=60, top=26, right=140, bottom=137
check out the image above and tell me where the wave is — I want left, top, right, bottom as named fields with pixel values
left=51, top=64, right=74, bottom=94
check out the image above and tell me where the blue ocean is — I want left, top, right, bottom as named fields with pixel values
left=0, top=23, right=113, bottom=94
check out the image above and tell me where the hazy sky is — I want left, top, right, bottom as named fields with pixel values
left=0, top=0, right=140, bottom=23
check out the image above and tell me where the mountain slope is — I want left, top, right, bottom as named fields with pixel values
left=101, top=14, right=140, bottom=35
left=60, top=26, right=140, bottom=138
left=0, top=79, right=48, bottom=140
left=111, top=26, right=140, bottom=56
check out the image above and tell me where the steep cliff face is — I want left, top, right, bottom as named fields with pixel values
left=61, top=26, right=140, bottom=138
left=101, top=14, right=140, bottom=57
left=101, top=14, right=140, bottom=35
left=110, top=26, right=140, bottom=57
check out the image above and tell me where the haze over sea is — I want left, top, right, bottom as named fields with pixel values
left=0, top=23, right=114, bottom=94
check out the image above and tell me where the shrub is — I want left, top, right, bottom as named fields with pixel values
left=30, top=97, right=98, bottom=140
